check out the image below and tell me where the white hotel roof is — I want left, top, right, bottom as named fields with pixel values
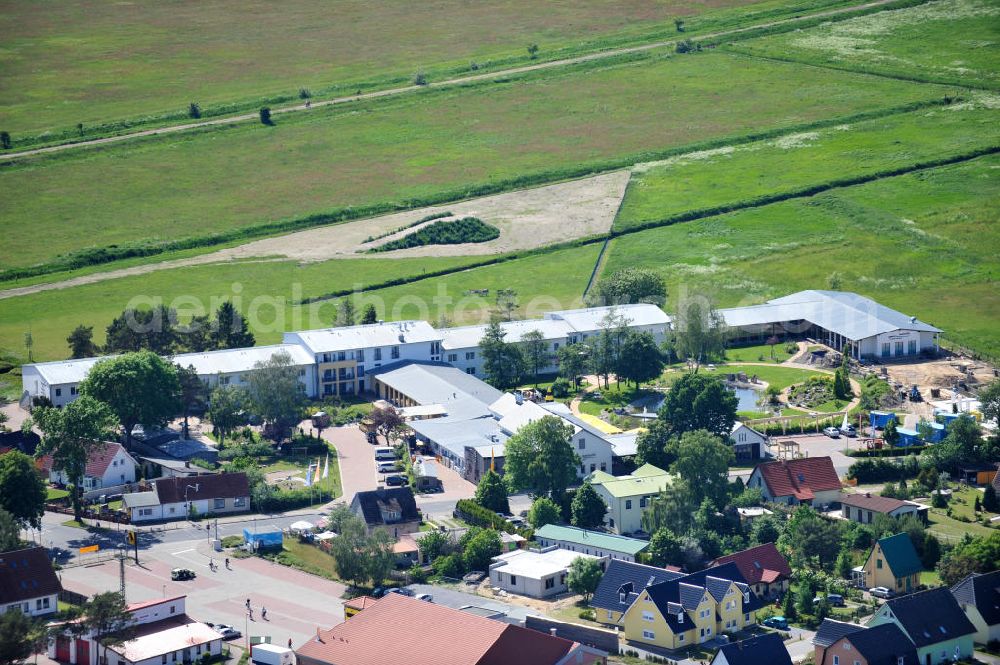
left=720, top=290, right=940, bottom=341
left=546, top=303, right=671, bottom=332
left=27, top=355, right=111, bottom=385
left=284, top=320, right=439, bottom=354
left=173, top=343, right=313, bottom=375
left=440, top=318, right=574, bottom=350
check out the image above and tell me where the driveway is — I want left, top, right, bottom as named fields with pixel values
left=321, top=424, right=379, bottom=506
left=415, top=457, right=477, bottom=519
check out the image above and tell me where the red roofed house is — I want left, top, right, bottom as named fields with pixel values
left=711, top=543, right=793, bottom=600
left=48, top=595, right=223, bottom=665
left=295, top=592, right=607, bottom=665
left=40, top=441, right=138, bottom=491
left=747, top=457, right=842, bottom=508
left=0, top=546, right=62, bottom=617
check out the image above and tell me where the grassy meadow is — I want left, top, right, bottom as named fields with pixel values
left=727, top=0, right=1000, bottom=89
left=0, top=0, right=864, bottom=139
left=614, top=102, right=1000, bottom=231
left=0, top=51, right=954, bottom=274
left=0, top=243, right=600, bottom=362
left=602, top=153, right=1000, bottom=359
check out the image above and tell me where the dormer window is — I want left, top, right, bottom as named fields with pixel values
left=620, top=591, right=627, bottom=603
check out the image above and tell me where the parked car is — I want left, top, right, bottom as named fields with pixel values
left=213, top=624, right=241, bottom=640
left=170, top=568, right=196, bottom=581
left=870, top=586, right=893, bottom=599
left=416, top=593, right=433, bottom=603
left=376, top=461, right=397, bottom=473
left=839, top=424, right=857, bottom=437
left=763, top=616, right=788, bottom=630
left=385, top=475, right=407, bottom=486
left=814, top=594, right=845, bottom=607
left=387, top=587, right=415, bottom=597
left=463, top=571, right=487, bottom=585
left=823, top=426, right=841, bottom=438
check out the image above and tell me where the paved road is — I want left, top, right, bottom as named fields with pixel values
left=322, top=424, right=379, bottom=506
left=57, top=532, right=345, bottom=649
left=0, top=0, right=904, bottom=163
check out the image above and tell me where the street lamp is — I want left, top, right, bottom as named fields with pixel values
left=184, top=484, right=200, bottom=519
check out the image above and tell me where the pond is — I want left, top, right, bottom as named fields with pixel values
left=641, top=385, right=762, bottom=414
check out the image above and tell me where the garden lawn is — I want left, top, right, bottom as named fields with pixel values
left=613, top=103, right=1000, bottom=231
left=727, top=0, right=1000, bottom=89
left=719, top=364, right=828, bottom=390
left=940, top=485, right=997, bottom=522
left=926, top=509, right=996, bottom=541
left=276, top=536, right=341, bottom=582
left=724, top=343, right=796, bottom=363
left=0, top=0, right=866, bottom=138
left=602, top=153, right=1000, bottom=360
left=0, top=51, right=951, bottom=272
left=0, top=254, right=481, bottom=361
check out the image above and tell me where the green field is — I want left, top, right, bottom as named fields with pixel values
left=614, top=102, right=1000, bottom=231
left=0, top=0, right=863, bottom=138
left=0, top=243, right=600, bottom=362
left=603, top=153, right=1000, bottom=359
left=724, top=343, right=797, bottom=363
left=0, top=51, right=953, bottom=273
left=728, top=0, right=1000, bottom=89
left=716, top=364, right=827, bottom=390
left=0, top=254, right=483, bottom=361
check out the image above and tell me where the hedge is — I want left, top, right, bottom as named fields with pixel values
left=847, top=457, right=920, bottom=483
left=369, top=217, right=499, bottom=252
left=848, top=446, right=927, bottom=458
left=455, top=499, right=533, bottom=540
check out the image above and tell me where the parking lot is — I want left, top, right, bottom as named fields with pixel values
left=59, top=534, right=346, bottom=648
left=730, top=433, right=860, bottom=481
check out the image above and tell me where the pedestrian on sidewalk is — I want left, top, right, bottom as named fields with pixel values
left=262, top=607, right=267, bottom=621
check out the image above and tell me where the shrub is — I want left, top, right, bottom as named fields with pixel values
left=259, top=107, right=272, bottom=125
left=578, top=608, right=596, bottom=621
left=370, top=217, right=499, bottom=252
left=298, top=88, right=312, bottom=99
left=408, top=564, right=428, bottom=583
left=432, top=553, right=463, bottom=578
left=455, top=499, right=532, bottom=539
left=221, top=535, right=244, bottom=548
left=188, top=102, right=201, bottom=119
left=551, top=377, right=572, bottom=398
left=847, top=457, right=919, bottom=483
left=0, top=131, right=10, bottom=150
left=413, top=72, right=428, bottom=86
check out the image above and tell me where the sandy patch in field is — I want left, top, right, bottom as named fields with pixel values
left=214, top=170, right=630, bottom=261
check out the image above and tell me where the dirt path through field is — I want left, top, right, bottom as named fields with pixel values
left=0, top=171, right=629, bottom=300
left=0, top=0, right=906, bottom=162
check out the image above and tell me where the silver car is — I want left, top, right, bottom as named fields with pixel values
left=823, top=426, right=841, bottom=438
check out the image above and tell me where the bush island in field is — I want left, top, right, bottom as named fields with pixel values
left=371, top=217, right=499, bottom=252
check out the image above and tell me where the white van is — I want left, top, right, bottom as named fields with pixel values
left=374, top=447, right=396, bottom=461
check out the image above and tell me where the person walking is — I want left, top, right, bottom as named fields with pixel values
left=262, top=607, right=268, bottom=621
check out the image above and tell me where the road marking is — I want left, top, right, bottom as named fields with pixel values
left=172, top=548, right=195, bottom=555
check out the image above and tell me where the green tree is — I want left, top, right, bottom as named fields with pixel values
left=206, top=385, right=248, bottom=448
left=371, top=406, right=404, bottom=446
left=634, top=419, right=675, bottom=470
left=672, top=294, right=727, bottom=370
left=210, top=301, right=255, bottom=349
left=329, top=511, right=372, bottom=587
left=779, top=506, right=841, bottom=571
left=641, top=480, right=696, bottom=536
left=80, top=351, right=181, bottom=449
left=0, top=610, right=35, bottom=665
left=479, top=320, right=525, bottom=389
left=571, top=482, right=607, bottom=529
left=0, top=132, right=10, bottom=151
left=246, top=350, right=306, bottom=440
left=82, top=592, right=132, bottom=665
left=750, top=514, right=784, bottom=546
left=334, top=297, right=357, bottom=327
left=657, top=372, right=737, bottom=439
left=978, top=379, right=1000, bottom=424
left=0, top=452, right=46, bottom=529
left=366, top=529, right=396, bottom=586
left=0, top=509, right=21, bottom=553
left=836, top=548, right=853, bottom=579
left=672, top=430, right=733, bottom=509
left=259, top=107, right=272, bottom=124
left=416, top=529, right=451, bottom=561
left=925, top=414, right=990, bottom=473
left=360, top=303, right=378, bottom=325
left=591, top=267, right=666, bottom=306
left=188, top=102, right=201, bottom=118
left=474, top=470, right=510, bottom=514
left=781, top=588, right=797, bottom=620
left=462, top=529, right=502, bottom=571
left=527, top=43, right=539, bottom=59
left=503, top=416, right=579, bottom=499
left=520, top=329, right=548, bottom=387
left=557, top=344, right=589, bottom=386
left=797, top=584, right=815, bottom=616
left=921, top=534, right=941, bottom=569
left=983, top=484, right=999, bottom=513
left=616, top=331, right=664, bottom=387
left=495, top=289, right=518, bottom=321
left=176, top=364, right=207, bottom=438
left=883, top=418, right=900, bottom=447
left=67, top=325, right=99, bottom=359
left=528, top=497, right=562, bottom=529
left=35, top=397, right=117, bottom=522
left=567, top=556, right=604, bottom=601
left=647, top=528, right=683, bottom=567
left=104, top=306, right=180, bottom=354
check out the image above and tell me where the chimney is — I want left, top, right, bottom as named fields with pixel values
left=550, top=627, right=558, bottom=637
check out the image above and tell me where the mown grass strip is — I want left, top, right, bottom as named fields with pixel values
left=0, top=95, right=955, bottom=284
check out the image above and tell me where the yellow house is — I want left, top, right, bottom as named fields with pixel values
left=859, top=533, right=922, bottom=594
left=622, top=563, right=761, bottom=651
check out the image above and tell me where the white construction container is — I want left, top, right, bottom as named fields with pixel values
left=251, top=643, right=295, bottom=665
